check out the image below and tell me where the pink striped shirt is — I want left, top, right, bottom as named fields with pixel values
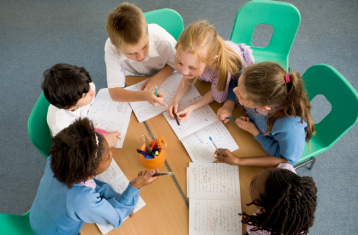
left=178, top=42, right=254, bottom=103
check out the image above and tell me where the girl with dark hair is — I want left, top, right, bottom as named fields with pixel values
left=217, top=62, right=314, bottom=165
left=30, top=118, right=158, bottom=235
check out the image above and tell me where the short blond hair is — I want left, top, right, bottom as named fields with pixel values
left=105, top=2, right=148, bottom=48
left=176, top=21, right=242, bottom=91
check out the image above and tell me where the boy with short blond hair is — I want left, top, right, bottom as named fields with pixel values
left=104, top=2, right=177, bottom=106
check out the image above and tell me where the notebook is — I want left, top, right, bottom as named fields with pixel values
left=94, top=159, right=145, bottom=235
left=88, top=88, right=132, bottom=148
left=187, top=163, right=242, bottom=235
left=163, top=96, right=239, bottom=163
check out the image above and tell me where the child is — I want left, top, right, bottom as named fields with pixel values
left=167, top=21, right=254, bottom=121
left=42, top=63, right=119, bottom=148
left=217, top=62, right=315, bottom=165
left=105, top=2, right=177, bottom=106
left=30, top=118, right=159, bottom=235
left=214, top=152, right=317, bottom=235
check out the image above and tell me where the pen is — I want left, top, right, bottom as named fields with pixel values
left=173, top=112, right=180, bottom=126
left=153, top=172, right=174, bottom=177
left=136, top=149, right=152, bottom=157
left=155, top=85, right=158, bottom=97
left=225, top=117, right=236, bottom=121
left=209, top=136, right=223, bottom=156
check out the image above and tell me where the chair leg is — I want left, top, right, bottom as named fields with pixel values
left=294, top=157, right=316, bottom=170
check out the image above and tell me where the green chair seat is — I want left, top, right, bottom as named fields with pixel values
left=230, top=0, right=301, bottom=71
left=28, top=92, right=52, bottom=158
left=0, top=211, right=35, bottom=235
left=144, top=8, right=184, bottom=40
left=294, top=64, right=358, bottom=169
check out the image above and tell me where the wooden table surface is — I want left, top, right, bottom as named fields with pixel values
left=81, top=76, right=267, bottom=235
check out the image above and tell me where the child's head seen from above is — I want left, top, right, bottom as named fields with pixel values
left=106, top=2, right=149, bottom=62
left=42, top=63, right=95, bottom=111
left=50, top=118, right=112, bottom=188
left=176, top=21, right=242, bottom=91
left=234, top=62, right=314, bottom=142
left=245, top=167, right=317, bottom=235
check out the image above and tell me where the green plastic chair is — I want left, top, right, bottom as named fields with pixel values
left=28, top=92, right=52, bottom=158
left=144, top=8, right=184, bottom=40
left=230, top=0, right=301, bottom=71
left=294, top=64, right=358, bottom=169
left=0, top=211, right=36, bottom=235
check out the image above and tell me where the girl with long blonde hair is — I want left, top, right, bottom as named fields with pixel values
left=167, top=21, right=254, bottom=121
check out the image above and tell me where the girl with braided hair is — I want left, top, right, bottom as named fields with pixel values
left=30, top=118, right=159, bottom=235
left=216, top=62, right=314, bottom=165
left=244, top=160, right=317, bottom=234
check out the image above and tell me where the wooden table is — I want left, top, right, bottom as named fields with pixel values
left=81, top=76, right=267, bottom=235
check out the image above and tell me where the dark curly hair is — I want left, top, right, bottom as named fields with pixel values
left=42, top=63, right=92, bottom=109
left=241, top=169, right=317, bottom=235
left=50, top=118, right=105, bottom=188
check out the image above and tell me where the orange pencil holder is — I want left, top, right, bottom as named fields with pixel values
left=139, top=136, right=167, bottom=170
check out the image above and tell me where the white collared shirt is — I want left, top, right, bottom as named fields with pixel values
left=47, top=83, right=96, bottom=136
left=104, top=24, right=177, bottom=88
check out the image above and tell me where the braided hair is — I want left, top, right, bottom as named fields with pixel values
left=241, top=169, right=317, bottom=235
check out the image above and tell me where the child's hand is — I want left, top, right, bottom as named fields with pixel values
left=104, top=131, right=121, bottom=148
left=129, top=211, right=135, bottom=218
left=235, top=116, right=260, bottom=136
left=167, top=101, right=178, bottom=119
left=141, top=77, right=162, bottom=91
left=130, top=168, right=159, bottom=189
left=176, top=106, right=194, bottom=122
left=213, top=148, right=240, bottom=165
left=217, top=106, right=233, bottom=124
left=143, top=89, right=168, bottom=107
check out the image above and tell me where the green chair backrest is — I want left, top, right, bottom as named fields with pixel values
left=230, top=0, right=301, bottom=71
left=297, top=64, right=358, bottom=164
left=28, top=92, right=52, bottom=158
left=0, top=211, right=35, bottom=235
left=144, top=8, right=184, bottom=40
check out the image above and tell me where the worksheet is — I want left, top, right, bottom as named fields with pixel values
left=163, top=98, right=239, bottom=163
left=187, top=163, right=240, bottom=200
left=88, top=89, right=132, bottom=148
left=95, top=159, right=146, bottom=235
left=125, top=73, right=201, bottom=123
left=187, top=163, right=242, bottom=235
left=189, top=199, right=242, bottom=235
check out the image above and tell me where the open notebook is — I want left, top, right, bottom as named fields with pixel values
left=94, top=159, right=145, bottom=235
left=163, top=96, right=239, bottom=163
left=125, top=73, right=201, bottom=123
left=187, top=163, right=242, bottom=235
left=88, top=88, right=132, bottom=148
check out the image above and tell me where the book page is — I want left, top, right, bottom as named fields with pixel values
left=90, top=88, right=132, bottom=118
left=95, top=160, right=146, bottom=235
left=189, top=199, right=242, bottom=235
left=187, top=163, right=240, bottom=200
left=87, top=112, right=130, bottom=149
left=125, top=73, right=201, bottom=122
left=94, top=159, right=124, bottom=184
left=163, top=97, right=218, bottom=140
left=181, top=121, right=239, bottom=162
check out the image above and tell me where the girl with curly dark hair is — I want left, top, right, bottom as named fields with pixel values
left=30, top=118, right=158, bottom=235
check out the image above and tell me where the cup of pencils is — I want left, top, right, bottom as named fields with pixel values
left=138, top=136, right=167, bottom=169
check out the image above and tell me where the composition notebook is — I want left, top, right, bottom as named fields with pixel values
left=163, top=96, right=239, bottom=163
left=187, top=163, right=242, bottom=235
left=94, top=159, right=145, bottom=235
left=88, top=88, right=132, bottom=148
